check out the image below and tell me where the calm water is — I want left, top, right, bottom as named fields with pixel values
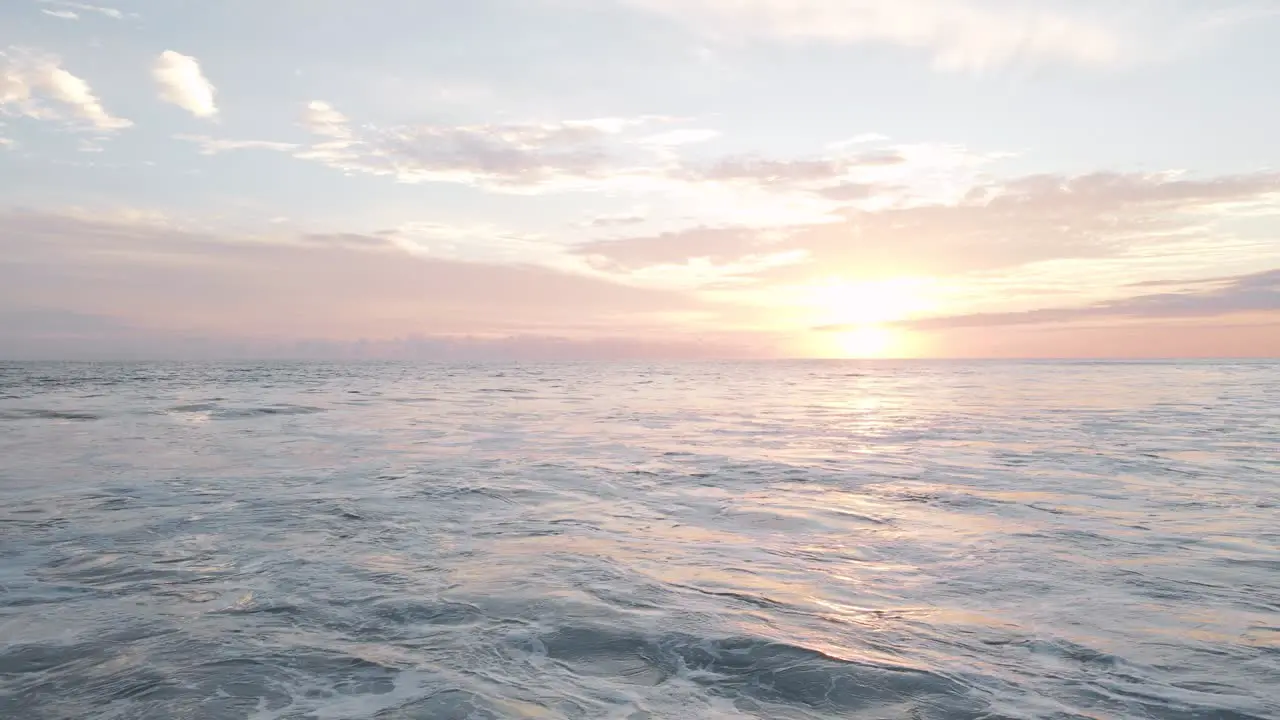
left=1, top=361, right=1278, bottom=719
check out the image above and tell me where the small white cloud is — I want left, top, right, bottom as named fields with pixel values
left=44, top=66, right=132, bottom=130
left=41, top=9, right=80, bottom=20
left=0, top=49, right=131, bottom=131
left=152, top=51, right=218, bottom=119
left=0, top=137, right=14, bottom=149
left=302, top=100, right=353, bottom=140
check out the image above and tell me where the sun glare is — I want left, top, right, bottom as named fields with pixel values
left=832, top=325, right=895, bottom=358
left=809, top=277, right=934, bottom=325
left=801, top=277, right=936, bottom=358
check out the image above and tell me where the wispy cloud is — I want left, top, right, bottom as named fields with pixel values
left=294, top=102, right=672, bottom=191
left=892, top=268, right=1280, bottom=330
left=175, top=134, right=299, bottom=155
left=152, top=51, right=218, bottom=119
left=184, top=104, right=691, bottom=193
left=0, top=48, right=131, bottom=131
left=587, top=213, right=648, bottom=228
left=40, top=9, right=79, bottom=20
left=578, top=170, right=1280, bottom=285
left=38, top=0, right=122, bottom=20
left=682, top=150, right=906, bottom=189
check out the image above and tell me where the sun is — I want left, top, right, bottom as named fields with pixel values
left=831, top=325, right=895, bottom=358
left=799, top=277, right=936, bottom=358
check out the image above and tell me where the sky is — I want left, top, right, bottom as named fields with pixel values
left=2, top=0, right=1279, bottom=360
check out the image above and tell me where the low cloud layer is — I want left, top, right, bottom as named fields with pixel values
left=0, top=309, right=762, bottom=361
left=0, top=209, right=731, bottom=358
left=898, top=268, right=1280, bottom=331
left=38, top=1, right=123, bottom=20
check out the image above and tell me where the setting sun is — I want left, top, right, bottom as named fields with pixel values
left=808, top=277, right=937, bottom=326
left=832, top=325, right=896, bottom=358
left=796, top=277, right=936, bottom=358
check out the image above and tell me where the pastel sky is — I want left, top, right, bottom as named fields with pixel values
left=3, top=0, right=1279, bottom=359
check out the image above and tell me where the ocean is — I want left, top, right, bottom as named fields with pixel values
left=1, top=360, right=1277, bottom=719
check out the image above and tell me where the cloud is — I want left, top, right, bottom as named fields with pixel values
left=301, top=100, right=353, bottom=140
left=892, top=268, right=1280, bottom=331
left=587, top=213, right=647, bottom=228
left=295, top=102, right=670, bottom=191
left=654, top=143, right=995, bottom=223
left=41, top=9, right=79, bottom=20
left=282, top=104, right=965, bottom=206
left=152, top=51, right=218, bottom=119
left=38, top=1, right=122, bottom=19
left=0, top=48, right=131, bottom=131
left=618, top=0, right=1132, bottom=71
left=370, top=122, right=613, bottom=184
left=175, top=134, right=299, bottom=155
left=42, top=67, right=131, bottom=129
left=577, top=226, right=777, bottom=269
left=684, top=150, right=905, bottom=188
left=580, top=170, right=1280, bottom=282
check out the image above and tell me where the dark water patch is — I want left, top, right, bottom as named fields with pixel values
left=207, top=404, right=326, bottom=418
left=0, top=408, right=101, bottom=421
left=1023, top=637, right=1124, bottom=670
left=35, top=552, right=192, bottom=591
left=668, top=583, right=791, bottom=612
left=167, top=402, right=220, bottom=413
left=524, top=627, right=983, bottom=716
left=415, top=485, right=520, bottom=506
left=373, top=689, right=500, bottom=720
left=822, top=507, right=892, bottom=526
left=387, top=395, right=438, bottom=404
left=371, top=599, right=483, bottom=627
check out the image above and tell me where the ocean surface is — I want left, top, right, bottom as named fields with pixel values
left=1, top=360, right=1278, bottom=720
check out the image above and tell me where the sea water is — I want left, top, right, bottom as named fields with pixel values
left=1, top=360, right=1277, bottom=719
